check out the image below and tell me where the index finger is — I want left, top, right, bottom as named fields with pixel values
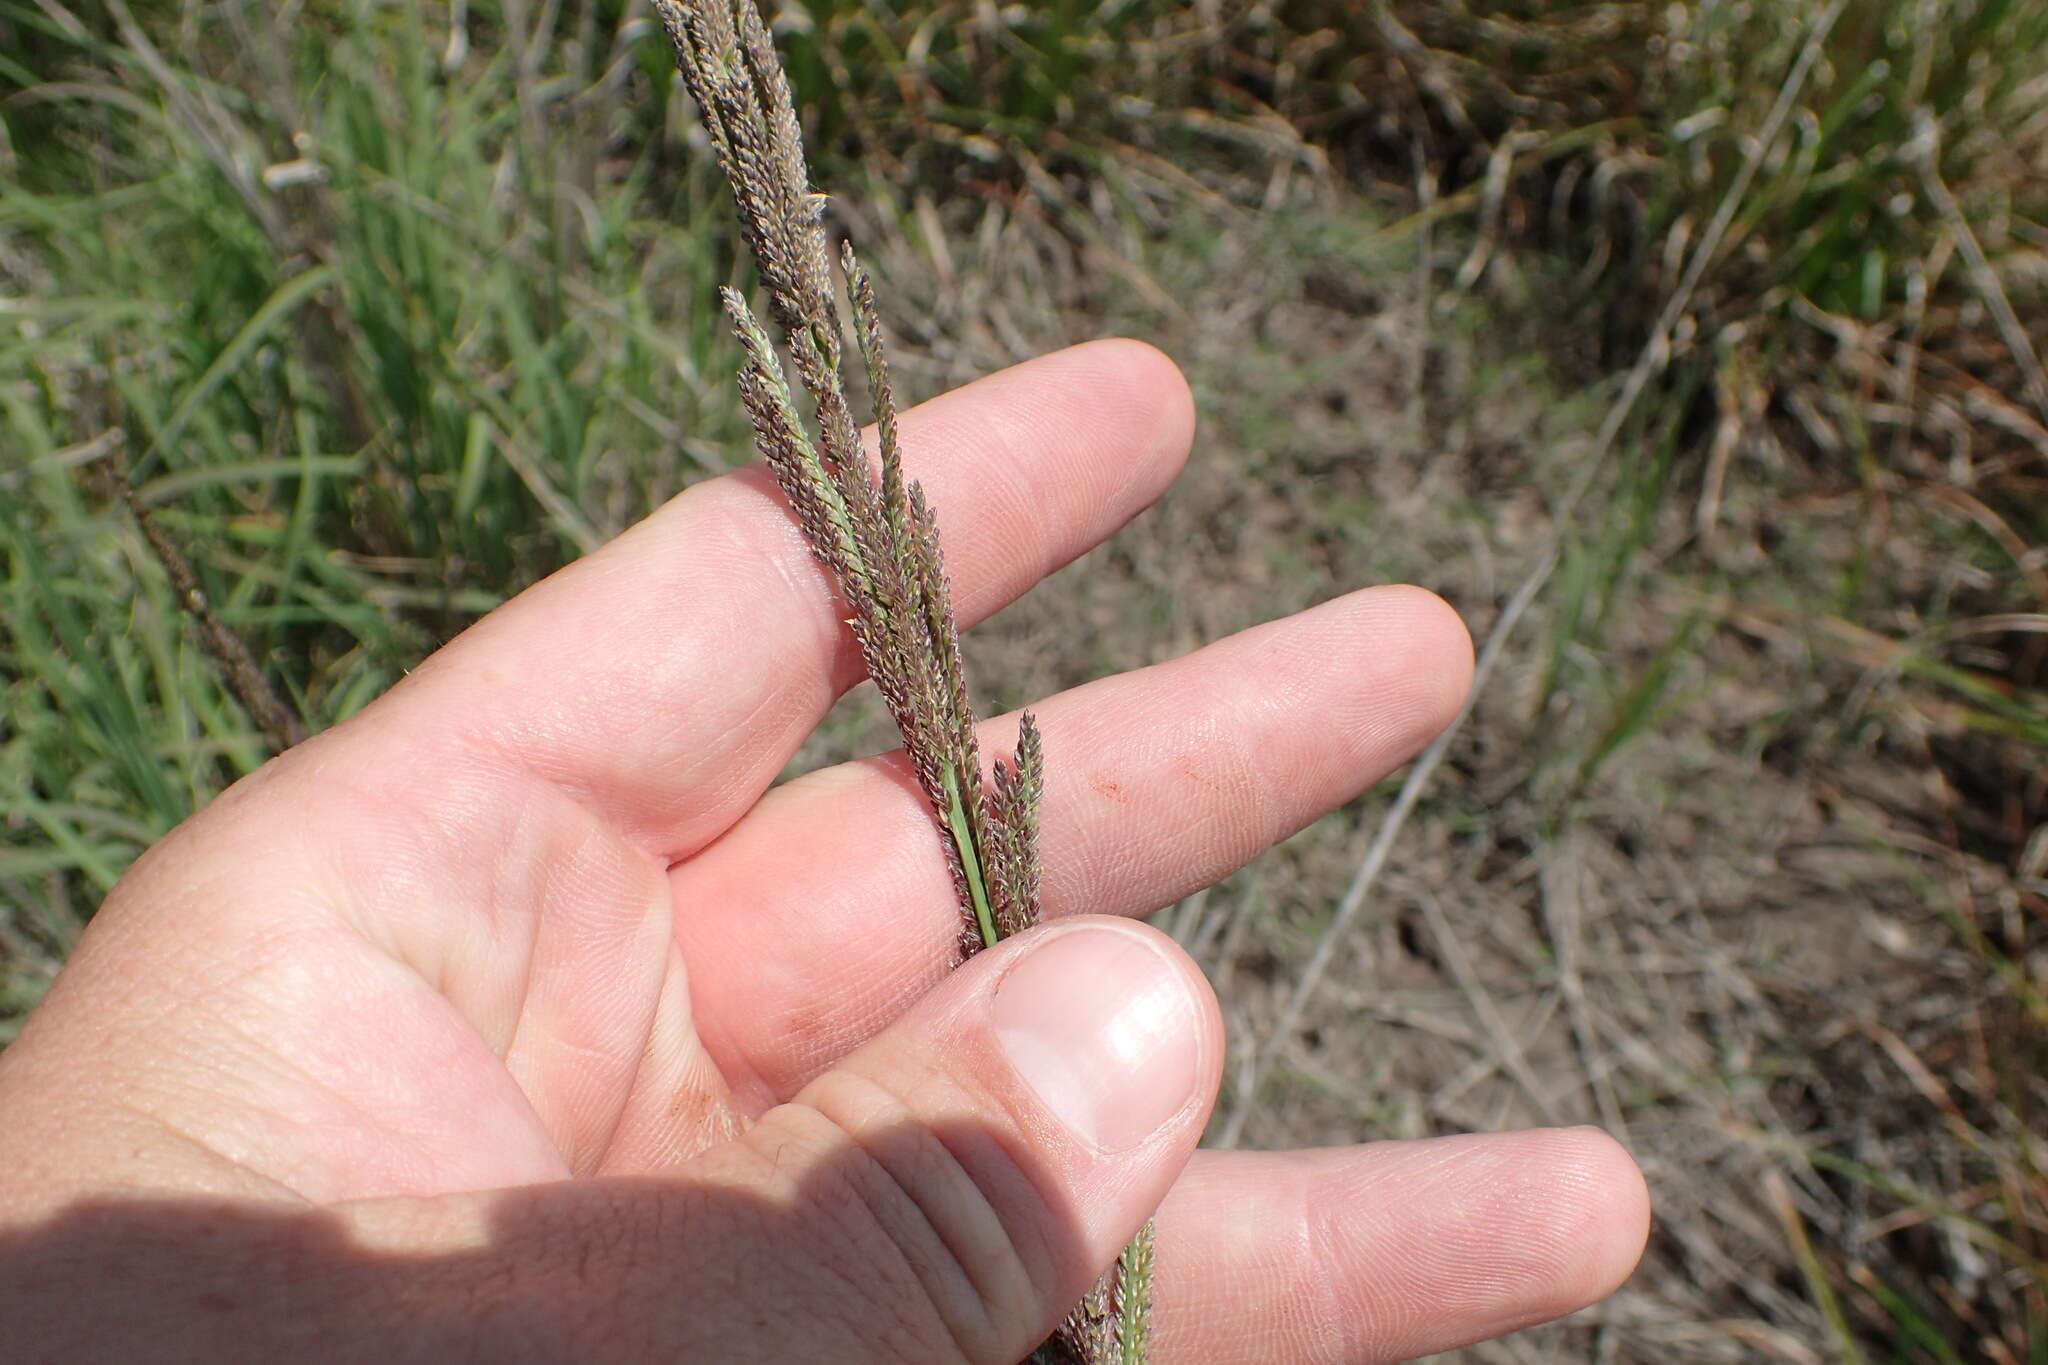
left=363, top=339, right=1195, bottom=860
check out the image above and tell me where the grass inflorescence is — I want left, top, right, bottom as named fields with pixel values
left=651, top=0, right=1042, bottom=952
left=652, top=2, right=1146, bottom=1358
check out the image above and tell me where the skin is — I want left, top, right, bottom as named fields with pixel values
left=0, top=340, right=1649, bottom=1363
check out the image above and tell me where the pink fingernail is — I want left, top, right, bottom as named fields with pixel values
left=992, top=926, right=1200, bottom=1153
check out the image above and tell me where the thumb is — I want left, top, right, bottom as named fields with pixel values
left=352, top=917, right=1222, bottom=1363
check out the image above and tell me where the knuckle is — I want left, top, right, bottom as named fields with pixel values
left=770, top=1069, right=1051, bottom=1363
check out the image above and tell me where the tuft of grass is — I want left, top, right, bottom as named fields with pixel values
left=1, top=0, right=758, bottom=1009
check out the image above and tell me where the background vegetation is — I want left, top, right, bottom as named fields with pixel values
left=3, top=0, right=2043, bottom=1359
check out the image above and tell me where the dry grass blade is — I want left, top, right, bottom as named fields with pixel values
left=1911, top=111, right=2048, bottom=434
left=91, top=462, right=306, bottom=756
left=1219, top=546, right=1554, bottom=1147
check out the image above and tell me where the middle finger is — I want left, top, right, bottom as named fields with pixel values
left=671, top=584, right=1473, bottom=1106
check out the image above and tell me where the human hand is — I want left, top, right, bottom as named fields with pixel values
left=0, top=341, right=1648, bottom=1363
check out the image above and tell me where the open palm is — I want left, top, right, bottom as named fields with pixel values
left=0, top=342, right=1646, bottom=1363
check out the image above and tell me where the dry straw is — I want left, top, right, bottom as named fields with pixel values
left=651, top=2, right=1153, bottom=1359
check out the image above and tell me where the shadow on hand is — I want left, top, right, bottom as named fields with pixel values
left=2, top=1117, right=1087, bottom=1364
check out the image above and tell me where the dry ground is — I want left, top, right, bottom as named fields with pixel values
left=787, top=180, right=2044, bottom=1362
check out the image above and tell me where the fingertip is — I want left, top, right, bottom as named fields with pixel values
left=1543, top=1126, right=1652, bottom=1307
left=1064, top=337, right=1196, bottom=495
left=1152, top=1129, right=1649, bottom=1363
left=1300, top=585, right=1473, bottom=774
left=1403, top=1125, right=1649, bottom=1339
left=1406, top=1126, right=1650, bottom=1332
left=1104, top=336, right=1198, bottom=446
left=1373, top=583, right=1476, bottom=734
